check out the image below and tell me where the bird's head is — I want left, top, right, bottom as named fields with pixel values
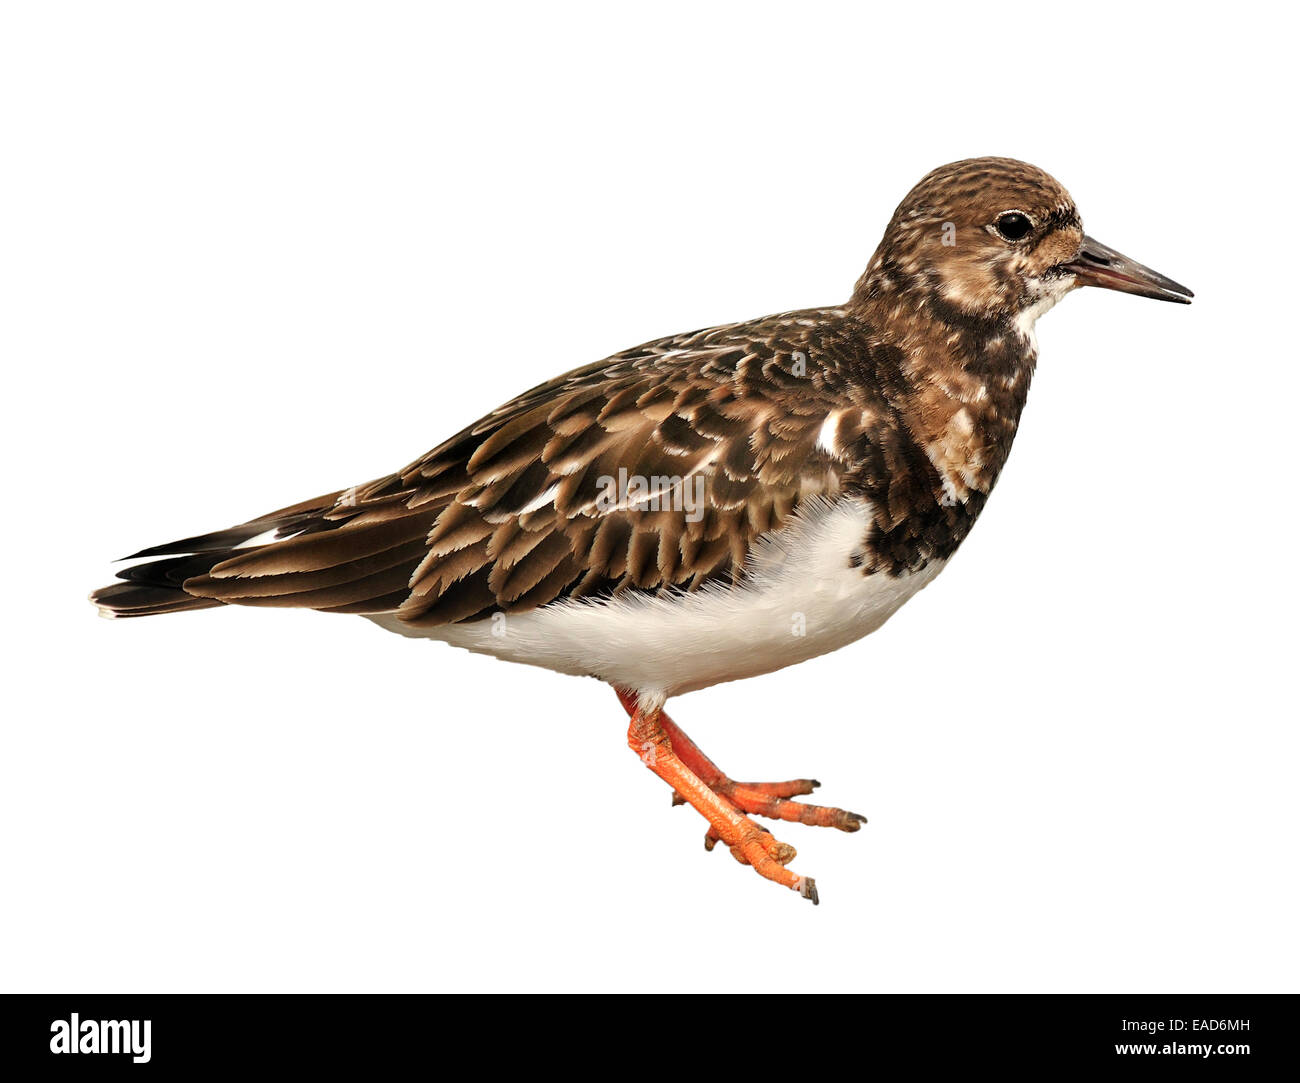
left=854, top=157, right=1191, bottom=336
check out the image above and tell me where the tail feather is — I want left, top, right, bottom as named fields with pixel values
left=87, top=483, right=437, bottom=620
left=115, top=552, right=235, bottom=588
left=89, top=580, right=224, bottom=618
left=92, top=548, right=248, bottom=618
left=122, top=492, right=342, bottom=560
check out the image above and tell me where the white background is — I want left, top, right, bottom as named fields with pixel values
left=2, top=2, right=1296, bottom=994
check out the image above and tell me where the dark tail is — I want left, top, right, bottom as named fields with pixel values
left=91, top=578, right=226, bottom=618
left=90, top=491, right=345, bottom=619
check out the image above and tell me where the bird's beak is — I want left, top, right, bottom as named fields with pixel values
left=1063, top=235, right=1193, bottom=304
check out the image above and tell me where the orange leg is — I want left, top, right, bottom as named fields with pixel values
left=614, top=688, right=866, bottom=833
left=622, top=689, right=818, bottom=904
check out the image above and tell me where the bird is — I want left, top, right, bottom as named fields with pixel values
left=92, top=157, right=1192, bottom=904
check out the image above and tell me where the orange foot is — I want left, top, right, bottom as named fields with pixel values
left=615, top=688, right=868, bottom=905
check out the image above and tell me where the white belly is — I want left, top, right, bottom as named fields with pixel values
left=367, top=496, right=946, bottom=699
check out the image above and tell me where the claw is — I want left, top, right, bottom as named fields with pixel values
left=795, top=876, right=819, bottom=905
left=839, top=812, right=868, bottom=833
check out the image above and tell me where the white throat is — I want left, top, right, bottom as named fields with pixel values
left=1013, top=276, right=1074, bottom=351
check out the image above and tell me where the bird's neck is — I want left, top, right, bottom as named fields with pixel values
left=847, top=270, right=1039, bottom=504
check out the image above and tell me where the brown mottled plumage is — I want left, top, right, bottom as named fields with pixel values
left=91, top=158, right=1191, bottom=903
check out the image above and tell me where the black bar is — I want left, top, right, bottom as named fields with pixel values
left=1, top=994, right=1292, bottom=1072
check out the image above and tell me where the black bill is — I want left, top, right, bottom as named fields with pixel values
left=1064, top=235, right=1193, bottom=304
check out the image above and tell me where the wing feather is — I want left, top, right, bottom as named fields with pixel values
left=105, top=306, right=914, bottom=624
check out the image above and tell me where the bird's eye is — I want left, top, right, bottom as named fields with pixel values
left=995, top=212, right=1033, bottom=241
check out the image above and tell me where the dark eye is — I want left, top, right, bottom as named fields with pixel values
left=995, top=212, right=1033, bottom=241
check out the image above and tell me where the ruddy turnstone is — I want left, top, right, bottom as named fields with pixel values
left=92, top=158, right=1191, bottom=903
